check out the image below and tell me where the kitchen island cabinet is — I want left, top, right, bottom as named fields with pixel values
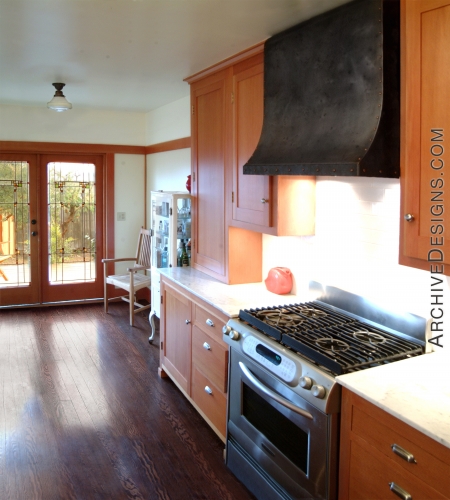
left=185, top=44, right=315, bottom=284
left=400, top=0, right=450, bottom=274
left=159, top=274, right=229, bottom=441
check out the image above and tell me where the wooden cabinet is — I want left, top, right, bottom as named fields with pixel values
left=400, top=0, right=450, bottom=275
left=231, top=52, right=316, bottom=237
left=159, top=275, right=229, bottom=441
left=159, top=280, right=191, bottom=392
left=186, top=44, right=315, bottom=284
left=339, top=388, right=450, bottom=500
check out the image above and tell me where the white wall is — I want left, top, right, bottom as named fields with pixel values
left=114, top=154, right=146, bottom=273
left=145, top=96, right=190, bottom=145
left=0, top=103, right=146, bottom=145
left=263, top=177, right=449, bottom=349
left=145, top=96, right=191, bottom=224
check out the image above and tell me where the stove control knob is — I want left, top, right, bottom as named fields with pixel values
left=222, top=325, right=240, bottom=341
left=299, top=376, right=313, bottom=390
left=312, top=385, right=326, bottom=399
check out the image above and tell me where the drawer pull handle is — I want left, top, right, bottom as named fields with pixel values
left=206, top=318, right=215, bottom=327
left=204, top=386, right=213, bottom=395
left=203, top=342, right=211, bottom=350
left=389, top=482, right=412, bottom=500
left=391, top=444, right=417, bottom=464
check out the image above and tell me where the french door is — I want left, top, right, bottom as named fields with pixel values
left=0, top=153, right=104, bottom=306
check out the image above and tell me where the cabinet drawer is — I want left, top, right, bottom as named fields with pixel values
left=352, top=404, right=450, bottom=495
left=192, top=326, right=228, bottom=392
left=348, top=437, right=448, bottom=500
left=191, top=366, right=227, bottom=438
left=192, top=303, right=226, bottom=341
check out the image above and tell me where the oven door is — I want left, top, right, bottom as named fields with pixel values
left=226, top=348, right=336, bottom=500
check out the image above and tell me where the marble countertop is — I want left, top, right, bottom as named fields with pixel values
left=158, top=267, right=308, bottom=317
left=337, top=351, right=450, bottom=449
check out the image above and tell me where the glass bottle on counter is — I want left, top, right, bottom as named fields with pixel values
left=177, top=240, right=183, bottom=267
left=161, top=246, right=168, bottom=268
left=187, top=239, right=191, bottom=265
left=181, top=241, right=189, bottom=267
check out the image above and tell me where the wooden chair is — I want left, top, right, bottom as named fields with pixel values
left=102, top=227, right=151, bottom=326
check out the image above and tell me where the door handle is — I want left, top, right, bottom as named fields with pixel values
left=238, top=361, right=313, bottom=420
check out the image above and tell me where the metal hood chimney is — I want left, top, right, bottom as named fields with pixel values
left=244, top=0, right=400, bottom=178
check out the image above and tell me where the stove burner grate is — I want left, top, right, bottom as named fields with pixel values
left=239, top=301, right=423, bottom=375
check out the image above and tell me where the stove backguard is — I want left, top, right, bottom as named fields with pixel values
left=308, top=281, right=426, bottom=345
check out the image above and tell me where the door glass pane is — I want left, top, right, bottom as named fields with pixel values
left=47, top=162, right=96, bottom=284
left=0, top=161, right=30, bottom=287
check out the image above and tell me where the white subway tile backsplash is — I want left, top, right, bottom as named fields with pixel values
left=263, top=176, right=449, bottom=333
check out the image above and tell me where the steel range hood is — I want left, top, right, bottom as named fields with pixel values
left=244, top=0, right=400, bottom=178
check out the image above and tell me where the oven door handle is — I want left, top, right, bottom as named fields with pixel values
left=238, top=362, right=314, bottom=421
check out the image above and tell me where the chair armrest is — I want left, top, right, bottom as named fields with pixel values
left=102, top=257, right=137, bottom=263
left=127, top=265, right=149, bottom=272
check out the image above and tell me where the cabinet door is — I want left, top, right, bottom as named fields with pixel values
left=400, top=0, right=450, bottom=273
left=191, top=72, right=228, bottom=279
left=232, top=55, right=271, bottom=227
left=161, top=282, right=191, bottom=393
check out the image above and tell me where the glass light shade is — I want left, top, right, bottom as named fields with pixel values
left=47, top=95, right=72, bottom=112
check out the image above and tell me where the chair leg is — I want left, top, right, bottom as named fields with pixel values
left=104, top=263, right=109, bottom=313
left=129, top=272, right=135, bottom=326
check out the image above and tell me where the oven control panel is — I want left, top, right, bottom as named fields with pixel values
left=242, top=336, right=297, bottom=384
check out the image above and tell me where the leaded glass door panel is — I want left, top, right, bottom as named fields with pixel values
left=0, top=154, right=39, bottom=306
left=40, top=154, right=104, bottom=303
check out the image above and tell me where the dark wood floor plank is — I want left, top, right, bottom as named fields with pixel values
left=0, top=313, right=10, bottom=500
left=20, top=310, right=80, bottom=500
left=0, top=303, right=254, bottom=500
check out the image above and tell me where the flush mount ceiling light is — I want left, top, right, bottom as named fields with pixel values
left=47, top=83, right=72, bottom=112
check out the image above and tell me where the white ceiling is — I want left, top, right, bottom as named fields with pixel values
left=0, top=0, right=350, bottom=113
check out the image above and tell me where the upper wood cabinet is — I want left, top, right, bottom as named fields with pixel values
left=186, top=44, right=315, bottom=283
left=230, top=51, right=316, bottom=237
left=187, top=49, right=264, bottom=284
left=400, top=0, right=450, bottom=274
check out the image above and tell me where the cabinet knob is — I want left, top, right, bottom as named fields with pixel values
left=31, top=231, right=38, bottom=236
left=388, top=482, right=412, bottom=500
left=261, top=198, right=269, bottom=204
left=185, top=319, right=191, bottom=325
left=404, top=213, right=415, bottom=222
left=202, top=342, right=211, bottom=350
left=204, top=386, right=213, bottom=395
left=206, top=318, right=215, bottom=327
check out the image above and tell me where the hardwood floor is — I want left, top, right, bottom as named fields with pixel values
left=0, top=303, right=255, bottom=500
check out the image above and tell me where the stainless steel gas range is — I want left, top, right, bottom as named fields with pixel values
left=222, top=282, right=426, bottom=500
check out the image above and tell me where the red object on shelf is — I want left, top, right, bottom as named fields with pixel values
left=264, top=267, right=293, bottom=295
left=186, top=174, right=191, bottom=193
